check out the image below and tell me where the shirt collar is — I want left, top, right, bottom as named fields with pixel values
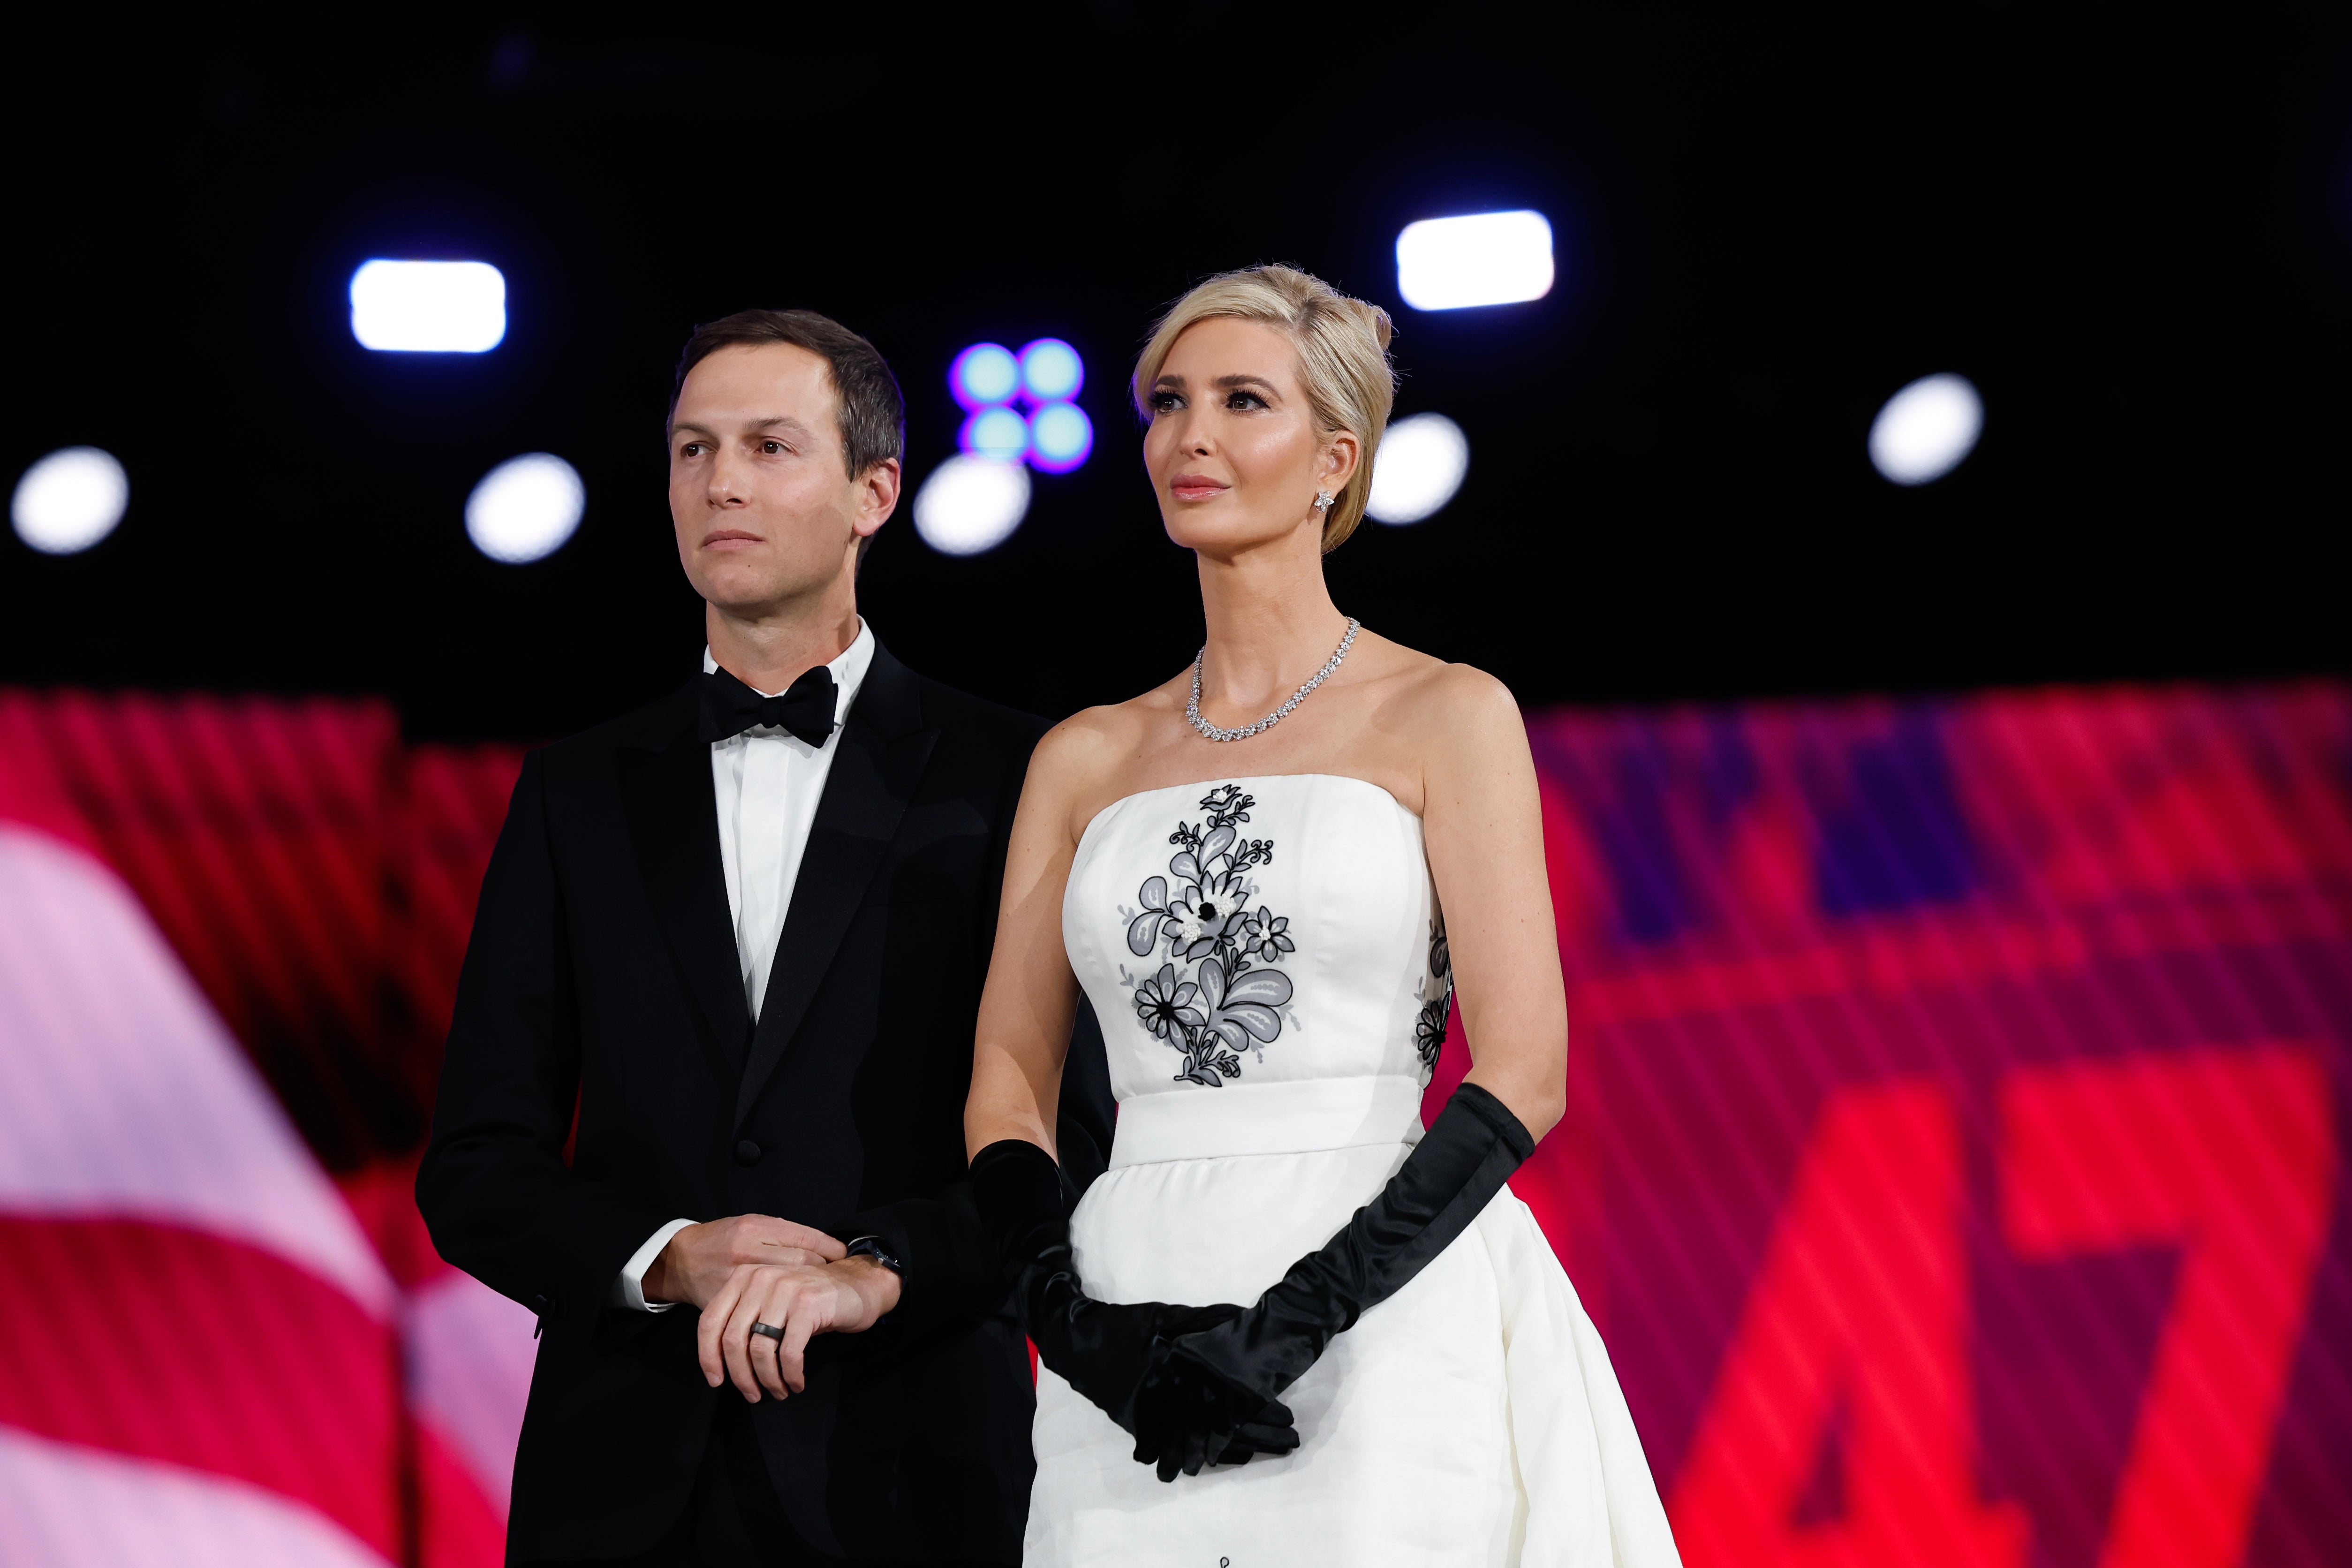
left=702, top=618, right=877, bottom=731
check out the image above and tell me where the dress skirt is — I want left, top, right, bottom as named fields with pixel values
left=1024, top=1076, right=1682, bottom=1568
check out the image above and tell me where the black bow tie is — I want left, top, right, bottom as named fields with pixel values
left=698, top=664, right=838, bottom=747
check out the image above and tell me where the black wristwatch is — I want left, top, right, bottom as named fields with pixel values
left=843, top=1235, right=905, bottom=1275
left=844, top=1234, right=904, bottom=1324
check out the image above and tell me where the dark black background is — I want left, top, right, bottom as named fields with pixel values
left=4, top=6, right=2345, bottom=741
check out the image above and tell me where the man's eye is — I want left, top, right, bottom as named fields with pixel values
left=763, top=441, right=784, bottom=454
left=680, top=442, right=704, bottom=457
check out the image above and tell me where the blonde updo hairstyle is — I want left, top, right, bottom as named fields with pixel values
left=1131, top=265, right=1397, bottom=553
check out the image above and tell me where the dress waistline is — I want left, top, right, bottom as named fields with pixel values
left=1108, top=1075, right=1428, bottom=1168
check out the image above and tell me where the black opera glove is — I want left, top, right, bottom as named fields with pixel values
left=1130, top=1339, right=1305, bottom=1483
left=969, top=1139, right=1301, bottom=1470
left=1132, top=1082, right=1537, bottom=1475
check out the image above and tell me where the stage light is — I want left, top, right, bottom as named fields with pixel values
left=1018, top=338, right=1085, bottom=403
left=466, top=454, right=583, bottom=563
left=959, top=406, right=1031, bottom=463
left=940, top=338, right=1090, bottom=505
left=11, top=446, right=128, bottom=555
left=1029, top=403, right=1094, bottom=474
left=1868, top=373, right=1983, bottom=485
left=1395, top=211, right=1555, bottom=311
left=349, top=260, right=508, bottom=353
left=950, top=343, right=1021, bottom=410
left=1367, top=413, right=1470, bottom=524
left=914, top=456, right=1030, bottom=556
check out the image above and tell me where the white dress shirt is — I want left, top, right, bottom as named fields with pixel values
left=612, top=620, right=877, bottom=1312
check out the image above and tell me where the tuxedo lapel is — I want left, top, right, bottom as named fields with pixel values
left=735, top=644, right=938, bottom=1126
left=617, top=683, right=753, bottom=1079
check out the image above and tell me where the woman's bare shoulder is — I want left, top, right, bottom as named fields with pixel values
left=1358, top=636, right=1521, bottom=739
left=1025, top=676, right=1191, bottom=837
left=1036, top=675, right=1187, bottom=765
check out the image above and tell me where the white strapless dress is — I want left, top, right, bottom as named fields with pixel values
left=1029, top=775, right=1681, bottom=1567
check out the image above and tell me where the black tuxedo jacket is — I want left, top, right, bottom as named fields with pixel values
left=417, top=644, right=1112, bottom=1564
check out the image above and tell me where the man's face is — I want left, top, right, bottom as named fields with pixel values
left=667, top=342, right=894, bottom=615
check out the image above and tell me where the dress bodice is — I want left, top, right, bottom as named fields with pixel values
left=1063, top=775, right=1452, bottom=1160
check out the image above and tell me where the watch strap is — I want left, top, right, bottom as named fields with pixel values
left=844, top=1234, right=905, bottom=1275
left=843, top=1235, right=904, bottom=1326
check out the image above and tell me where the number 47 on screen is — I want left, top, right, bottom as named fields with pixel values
left=1671, top=1048, right=2332, bottom=1568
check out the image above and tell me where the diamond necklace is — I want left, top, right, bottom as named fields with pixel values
left=1187, top=617, right=1361, bottom=743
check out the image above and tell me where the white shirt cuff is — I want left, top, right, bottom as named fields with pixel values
left=612, top=1218, right=697, bottom=1312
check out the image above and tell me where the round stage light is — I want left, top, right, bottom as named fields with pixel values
left=959, top=406, right=1031, bottom=463
left=1869, top=373, right=1983, bottom=485
left=1018, top=338, right=1084, bottom=403
left=1395, top=212, right=1555, bottom=311
left=466, top=453, right=584, bottom=563
left=950, top=343, right=1021, bottom=411
left=1366, top=413, right=1470, bottom=524
left=350, top=260, right=508, bottom=353
left=1029, top=403, right=1094, bottom=474
left=12, top=446, right=129, bottom=554
left=914, top=456, right=1030, bottom=556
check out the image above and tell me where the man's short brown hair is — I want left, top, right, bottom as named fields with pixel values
left=671, top=308, right=906, bottom=569
left=671, top=309, right=905, bottom=478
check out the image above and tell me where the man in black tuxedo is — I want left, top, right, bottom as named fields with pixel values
left=418, top=309, right=1111, bottom=1566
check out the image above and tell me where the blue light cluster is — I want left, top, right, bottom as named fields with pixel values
left=950, top=337, right=1093, bottom=474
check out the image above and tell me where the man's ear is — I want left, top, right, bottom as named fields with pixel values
left=855, top=458, right=902, bottom=539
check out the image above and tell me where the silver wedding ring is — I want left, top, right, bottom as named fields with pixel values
left=750, top=1321, right=785, bottom=1341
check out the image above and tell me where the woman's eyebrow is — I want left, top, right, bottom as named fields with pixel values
left=1210, top=374, right=1279, bottom=393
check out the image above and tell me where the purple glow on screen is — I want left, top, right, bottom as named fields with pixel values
left=949, top=338, right=1090, bottom=483
left=949, top=343, right=1020, bottom=411
left=1017, top=338, right=1084, bottom=404
left=957, top=406, right=1030, bottom=462
left=1028, top=402, right=1093, bottom=473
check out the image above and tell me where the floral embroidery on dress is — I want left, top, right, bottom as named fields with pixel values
left=1122, top=785, right=1293, bottom=1087
left=1413, top=913, right=1453, bottom=1083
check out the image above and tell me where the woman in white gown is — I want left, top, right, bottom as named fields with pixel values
left=962, top=265, right=1680, bottom=1568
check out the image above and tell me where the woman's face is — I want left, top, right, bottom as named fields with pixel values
left=1142, top=317, right=1357, bottom=558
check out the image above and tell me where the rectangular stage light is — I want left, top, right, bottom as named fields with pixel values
left=1395, top=210, right=1555, bottom=311
left=348, top=259, right=507, bottom=353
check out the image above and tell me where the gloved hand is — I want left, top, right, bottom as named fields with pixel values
left=1131, top=1337, right=1300, bottom=1481
left=970, top=1138, right=1300, bottom=1466
left=1131, top=1083, right=1536, bottom=1471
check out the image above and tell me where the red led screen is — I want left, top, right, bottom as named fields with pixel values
left=1, top=682, right=2344, bottom=1567
left=1421, top=683, right=2351, bottom=1568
